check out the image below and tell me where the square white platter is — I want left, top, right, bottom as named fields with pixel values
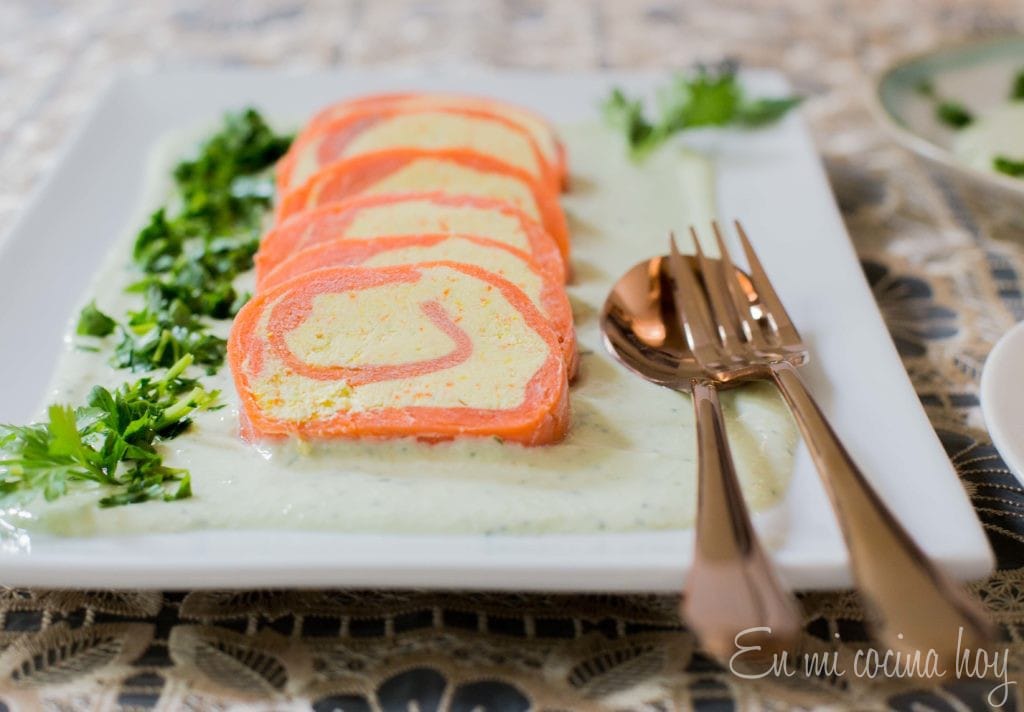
left=0, top=68, right=993, bottom=590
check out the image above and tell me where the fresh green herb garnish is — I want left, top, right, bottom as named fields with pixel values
left=78, top=109, right=290, bottom=375
left=994, top=155, right=1024, bottom=177
left=920, top=69, right=1024, bottom=129
left=658, top=64, right=746, bottom=129
left=602, top=61, right=802, bottom=159
left=936, top=101, right=973, bottom=129
left=1011, top=69, right=1024, bottom=101
left=76, top=301, right=117, bottom=337
left=602, top=89, right=658, bottom=155
left=0, top=355, right=218, bottom=507
left=916, top=78, right=975, bottom=129
left=110, top=297, right=228, bottom=374
left=36, top=108, right=294, bottom=508
left=913, top=76, right=974, bottom=128
left=733, top=97, right=804, bottom=126
left=172, top=108, right=290, bottom=235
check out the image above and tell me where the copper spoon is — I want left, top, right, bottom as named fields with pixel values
left=600, top=253, right=803, bottom=668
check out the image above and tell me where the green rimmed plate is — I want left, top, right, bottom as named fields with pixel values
left=872, top=36, right=1024, bottom=201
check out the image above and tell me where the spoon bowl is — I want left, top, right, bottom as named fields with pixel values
left=600, top=254, right=759, bottom=390
left=599, top=248, right=803, bottom=667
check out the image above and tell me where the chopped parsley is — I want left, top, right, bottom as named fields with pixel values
left=991, top=69, right=1024, bottom=178
left=110, top=295, right=229, bottom=375
left=1012, top=69, right=1024, bottom=101
left=173, top=108, right=290, bottom=235
left=935, top=101, right=973, bottom=129
left=994, top=155, right=1024, bottom=177
left=732, top=96, right=803, bottom=126
left=602, top=61, right=802, bottom=159
left=76, top=301, right=117, bottom=337
left=81, top=108, right=291, bottom=374
left=918, top=69, right=1024, bottom=129
left=916, top=78, right=975, bottom=128
left=602, top=88, right=658, bottom=156
left=3, top=108, right=293, bottom=509
left=0, top=355, right=218, bottom=507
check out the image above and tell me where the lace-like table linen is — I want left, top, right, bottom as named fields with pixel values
left=1, top=1, right=1023, bottom=709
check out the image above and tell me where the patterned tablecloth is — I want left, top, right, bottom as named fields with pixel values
left=2, top=1, right=1024, bottom=709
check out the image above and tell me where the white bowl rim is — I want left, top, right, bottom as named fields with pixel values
left=980, top=320, right=1024, bottom=484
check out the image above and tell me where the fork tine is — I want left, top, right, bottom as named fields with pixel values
left=733, top=220, right=802, bottom=345
left=711, top=222, right=770, bottom=351
left=667, top=233, right=724, bottom=371
left=692, top=224, right=745, bottom=354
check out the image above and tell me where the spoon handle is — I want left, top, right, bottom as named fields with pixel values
left=768, top=359, right=993, bottom=668
left=681, top=380, right=803, bottom=666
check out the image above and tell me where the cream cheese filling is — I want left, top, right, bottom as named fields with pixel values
left=253, top=265, right=549, bottom=419
left=358, top=237, right=546, bottom=314
left=361, top=160, right=542, bottom=221
left=341, top=112, right=543, bottom=179
left=318, top=96, right=560, bottom=166
left=339, top=200, right=534, bottom=253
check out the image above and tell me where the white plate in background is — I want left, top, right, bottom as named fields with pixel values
left=871, top=36, right=1024, bottom=203
left=982, top=321, right=1024, bottom=484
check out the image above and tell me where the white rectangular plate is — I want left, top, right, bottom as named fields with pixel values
left=0, top=68, right=993, bottom=590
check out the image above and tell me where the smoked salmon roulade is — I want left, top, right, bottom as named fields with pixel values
left=276, top=149, right=570, bottom=255
left=229, top=262, right=570, bottom=445
left=257, top=234, right=578, bottom=375
left=278, top=106, right=560, bottom=194
left=295, top=92, right=568, bottom=190
left=256, top=192, right=569, bottom=283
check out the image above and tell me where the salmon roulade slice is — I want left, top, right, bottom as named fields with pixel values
left=229, top=262, right=570, bottom=445
left=256, top=192, right=569, bottom=283
left=297, top=93, right=568, bottom=190
left=276, top=149, right=570, bottom=255
left=278, top=107, right=559, bottom=195
left=257, top=233, right=577, bottom=375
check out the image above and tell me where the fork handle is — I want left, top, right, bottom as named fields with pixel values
left=682, top=380, right=803, bottom=666
left=768, top=360, right=992, bottom=665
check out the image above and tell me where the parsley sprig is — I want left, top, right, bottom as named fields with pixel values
left=994, top=155, right=1024, bottom=177
left=602, top=61, right=802, bottom=159
left=0, top=355, right=218, bottom=508
left=79, top=108, right=292, bottom=374
left=915, top=80, right=974, bottom=129
left=5, top=108, right=293, bottom=509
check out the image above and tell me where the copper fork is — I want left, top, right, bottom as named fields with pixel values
left=602, top=249, right=804, bottom=668
left=668, top=222, right=993, bottom=670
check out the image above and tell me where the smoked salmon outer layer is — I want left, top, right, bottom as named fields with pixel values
left=277, top=106, right=560, bottom=195
left=228, top=262, right=570, bottom=445
left=256, top=192, right=569, bottom=284
left=275, top=149, right=570, bottom=256
left=292, top=92, right=568, bottom=189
